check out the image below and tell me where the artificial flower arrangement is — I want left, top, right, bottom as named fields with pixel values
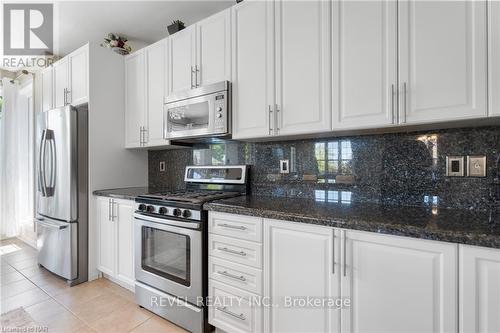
left=101, top=33, right=132, bottom=55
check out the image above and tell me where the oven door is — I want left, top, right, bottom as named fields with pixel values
left=134, top=214, right=202, bottom=305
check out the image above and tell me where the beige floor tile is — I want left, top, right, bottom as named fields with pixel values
left=38, top=276, right=73, bottom=296
left=3, top=251, right=37, bottom=264
left=0, top=264, right=16, bottom=275
left=27, top=270, right=67, bottom=287
left=1, top=288, right=50, bottom=314
left=105, top=282, right=135, bottom=303
left=130, top=315, right=189, bottom=333
left=0, top=278, right=37, bottom=298
left=18, top=265, right=52, bottom=278
left=52, top=282, right=110, bottom=310
left=72, top=291, right=130, bottom=323
left=89, top=302, right=152, bottom=333
left=0, top=271, right=26, bottom=285
left=37, top=309, right=87, bottom=333
left=24, top=298, right=66, bottom=322
left=72, top=325, right=97, bottom=333
left=9, top=257, right=39, bottom=271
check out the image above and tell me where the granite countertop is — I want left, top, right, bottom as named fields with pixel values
left=93, top=187, right=150, bottom=200
left=204, top=196, right=500, bottom=249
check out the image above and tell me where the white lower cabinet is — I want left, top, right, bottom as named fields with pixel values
left=264, top=219, right=340, bottom=333
left=96, top=196, right=135, bottom=290
left=208, top=212, right=469, bottom=333
left=459, top=245, right=500, bottom=333
left=341, top=230, right=458, bottom=333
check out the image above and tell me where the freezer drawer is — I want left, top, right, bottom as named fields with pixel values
left=36, top=217, right=78, bottom=280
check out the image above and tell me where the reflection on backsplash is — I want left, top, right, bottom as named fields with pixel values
left=149, top=126, right=500, bottom=210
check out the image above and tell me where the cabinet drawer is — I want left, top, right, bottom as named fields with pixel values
left=209, top=212, right=263, bottom=243
left=209, top=234, right=262, bottom=269
left=209, top=280, right=262, bottom=333
left=209, top=256, right=263, bottom=295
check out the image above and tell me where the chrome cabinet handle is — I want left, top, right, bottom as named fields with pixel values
left=391, top=84, right=395, bottom=124
left=63, top=88, right=67, bottom=105
left=112, top=200, right=117, bottom=221
left=275, top=104, right=280, bottom=134
left=139, top=127, right=142, bottom=146
left=66, top=89, right=71, bottom=104
left=217, top=247, right=247, bottom=256
left=217, top=270, right=246, bottom=282
left=108, top=198, right=112, bottom=221
left=217, top=223, right=247, bottom=230
left=143, top=127, right=148, bottom=145
left=191, top=66, right=195, bottom=89
left=332, top=233, right=335, bottom=275
left=195, top=65, right=200, bottom=87
left=268, top=105, right=273, bottom=135
left=343, top=230, right=347, bottom=277
left=216, top=307, right=246, bottom=321
left=402, top=82, right=407, bottom=123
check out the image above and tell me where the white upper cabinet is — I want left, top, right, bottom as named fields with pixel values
left=232, top=0, right=275, bottom=139
left=398, top=0, right=487, bottom=124
left=489, top=1, right=500, bottom=117
left=332, top=0, right=397, bottom=129
left=53, top=57, right=69, bottom=108
left=341, top=230, right=457, bottom=333
left=40, top=66, right=53, bottom=112
left=459, top=245, right=500, bottom=333
left=196, top=9, right=232, bottom=86
left=264, top=220, right=340, bottom=333
left=275, top=0, right=331, bottom=136
left=146, top=40, right=168, bottom=146
left=169, top=26, right=196, bottom=93
left=125, top=50, right=146, bottom=148
left=68, top=45, right=89, bottom=106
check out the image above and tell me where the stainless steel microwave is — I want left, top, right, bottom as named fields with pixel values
left=163, top=81, right=230, bottom=140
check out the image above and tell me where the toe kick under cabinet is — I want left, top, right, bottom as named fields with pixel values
left=208, top=211, right=500, bottom=333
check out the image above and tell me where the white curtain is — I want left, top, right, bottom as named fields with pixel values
left=0, top=78, right=33, bottom=239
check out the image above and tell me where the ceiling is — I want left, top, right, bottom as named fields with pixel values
left=55, top=0, right=234, bottom=56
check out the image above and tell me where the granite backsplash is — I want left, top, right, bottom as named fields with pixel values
left=149, top=126, right=500, bottom=211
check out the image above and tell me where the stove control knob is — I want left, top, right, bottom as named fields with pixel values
left=159, top=207, right=168, bottom=215
left=182, top=210, right=192, bottom=218
left=138, top=204, right=147, bottom=212
left=173, top=208, right=182, bottom=217
left=146, top=205, right=155, bottom=213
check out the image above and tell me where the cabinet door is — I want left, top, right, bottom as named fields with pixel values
left=196, top=9, right=231, bottom=86
left=53, top=58, right=69, bottom=108
left=169, top=26, right=196, bottom=93
left=41, top=67, right=53, bottom=112
left=231, top=1, right=275, bottom=139
left=68, top=45, right=88, bottom=106
left=124, top=51, right=146, bottom=148
left=399, top=0, right=487, bottom=124
left=115, top=200, right=135, bottom=288
left=97, top=197, right=115, bottom=276
left=146, top=40, right=167, bottom=146
left=264, top=220, right=340, bottom=333
left=341, top=230, right=457, bottom=333
left=489, top=1, right=500, bottom=117
left=275, top=0, right=331, bottom=136
left=459, top=245, right=500, bottom=333
left=332, top=0, right=397, bottom=129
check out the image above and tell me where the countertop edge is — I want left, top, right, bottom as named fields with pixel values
left=204, top=202, right=500, bottom=250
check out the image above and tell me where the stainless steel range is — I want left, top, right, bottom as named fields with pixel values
left=134, top=165, right=249, bottom=333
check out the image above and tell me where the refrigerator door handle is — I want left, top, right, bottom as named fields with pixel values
left=36, top=218, right=68, bottom=230
left=45, top=129, right=56, bottom=197
left=38, top=130, right=48, bottom=197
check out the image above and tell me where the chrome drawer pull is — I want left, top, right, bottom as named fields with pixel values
left=218, top=270, right=246, bottom=282
left=217, top=223, right=247, bottom=230
left=216, top=307, right=246, bottom=321
left=217, top=247, right=247, bottom=256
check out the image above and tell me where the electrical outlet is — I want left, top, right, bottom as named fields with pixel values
left=159, top=161, right=166, bottom=172
left=280, top=160, right=289, bottom=174
left=467, top=156, right=486, bottom=177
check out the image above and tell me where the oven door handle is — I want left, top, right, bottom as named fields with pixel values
left=133, top=213, right=201, bottom=230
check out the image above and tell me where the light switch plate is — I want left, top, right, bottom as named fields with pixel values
left=467, top=156, right=486, bottom=177
left=446, top=156, right=465, bottom=177
left=280, top=160, right=290, bottom=174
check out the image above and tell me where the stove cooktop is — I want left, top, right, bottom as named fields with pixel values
left=138, top=191, right=241, bottom=205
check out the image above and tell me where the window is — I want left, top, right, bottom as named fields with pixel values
left=315, top=140, right=353, bottom=183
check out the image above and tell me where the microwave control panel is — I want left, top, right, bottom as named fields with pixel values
left=214, top=92, right=227, bottom=132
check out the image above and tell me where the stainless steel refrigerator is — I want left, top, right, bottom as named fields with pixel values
left=36, top=105, right=88, bottom=286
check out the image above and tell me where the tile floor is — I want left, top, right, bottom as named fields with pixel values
left=0, top=238, right=188, bottom=333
